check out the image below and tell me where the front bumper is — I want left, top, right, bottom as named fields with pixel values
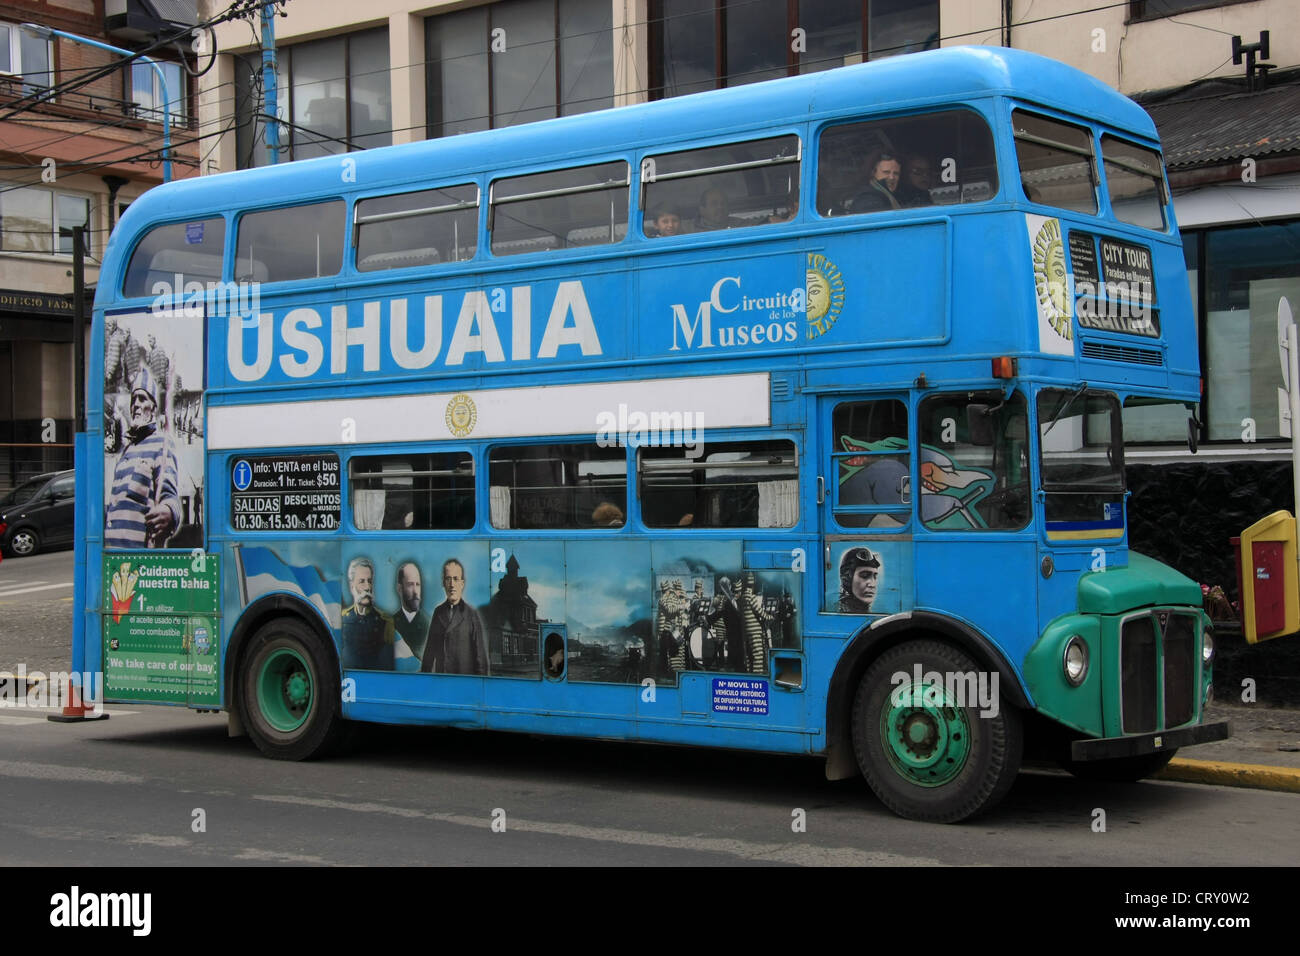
left=1070, top=719, right=1231, bottom=761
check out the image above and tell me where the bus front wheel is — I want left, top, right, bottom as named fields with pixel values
left=852, top=640, right=1022, bottom=823
left=237, top=617, right=345, bottom=761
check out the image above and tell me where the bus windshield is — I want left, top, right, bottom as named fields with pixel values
left=1038, top=388, right=1125, bottom=539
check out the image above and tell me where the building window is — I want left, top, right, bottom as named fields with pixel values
left=1129, top=1, right=1251, bottom=21
left=236, top=28, right=391, bottom=168
left=425, top=0, right=614, bottom=139
left=0, top=185, right=90, bottom=256
left=1201, top=221, right=1300, bottom=443
left=650, top=0, right=938, bottom=97
left=0, top=22, right=52, bottom=92
left=130, top=59, right=186, bottom=123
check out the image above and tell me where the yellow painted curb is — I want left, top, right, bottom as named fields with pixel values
left=1158, top=758, right=1300, bottom=793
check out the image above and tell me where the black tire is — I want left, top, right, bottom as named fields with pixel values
left=1059, top=748, right=1177, bottom=782
left=237, top=617, right=345, bottom=760
left=852, top=640, right=1022, bottom=823
left=8, top=527, right=40, bottom=557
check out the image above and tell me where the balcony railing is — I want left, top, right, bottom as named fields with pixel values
left=0, top=73, right=195, bottom=131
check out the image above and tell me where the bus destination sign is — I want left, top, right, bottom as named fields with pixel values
left=1069, top=231, right=1160, bottom=338
left=231, top=453, right=341, bottom=532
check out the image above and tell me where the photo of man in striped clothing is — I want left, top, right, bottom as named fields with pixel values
left=105, top=367, right=180, bottom=549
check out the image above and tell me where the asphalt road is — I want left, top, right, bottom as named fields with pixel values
left=1, top=701, right=1297, bottom=866
left=0, top=547, right=76, bottom=674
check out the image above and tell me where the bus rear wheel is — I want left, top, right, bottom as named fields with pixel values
left=852, top=640, right=1022, bottom=823
left=237, top=617, right=344, bottom=760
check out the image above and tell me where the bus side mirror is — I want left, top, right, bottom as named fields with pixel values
left=967, top=404, right=994, bottom=446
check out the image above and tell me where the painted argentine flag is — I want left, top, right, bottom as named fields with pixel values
left=235, top=545, right=342, bottom=630
left=393, top=638, right=420, bottom=672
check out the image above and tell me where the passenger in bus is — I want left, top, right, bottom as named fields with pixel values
left=897, top=154, right=935, bottom=207
left=696, top=187, right=740, bottom=231
left=421, top=558, right=490, bottom=675
left=592, top=501, right=624, bottom=526
left=845, top=150, right=903, bottom=214
left=768, top=195, right=798, bottom=223
left=648, top=206, right=683, bottom=238
left=341, top=556, right=396, bottom=670
left=838, top=547, right=882, bottom=614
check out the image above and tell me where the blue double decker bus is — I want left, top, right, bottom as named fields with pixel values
left=76, top=46, right=1227, bottom=822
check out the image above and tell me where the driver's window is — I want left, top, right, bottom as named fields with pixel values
left=917, top=392, right=1030, bottom=531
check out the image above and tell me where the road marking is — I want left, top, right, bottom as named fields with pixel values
left=0, top=582, right=72, bottom=597
left=254, top=794, right=949, bottom=866
left=0, top=760, right=145, bottom=784
left=0, top=716, right=45, bottom=726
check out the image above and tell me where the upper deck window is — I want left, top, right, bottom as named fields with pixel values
left=1012, top=110, right=1097, bottom=214
left=122, top=217, right=227, bottom=300
left=818, top=111, right=997, bottom=217
left=355, top=184, right=478, bottom=272
left=236, top=200, right=345, bottom=283
left=641, top=135, right=800, bottom=237
left=490, top=161, right=629, bottom=256
left=1101, top=135, right=1167, bottom=231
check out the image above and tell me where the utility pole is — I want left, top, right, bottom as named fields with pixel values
left=261, top=0, right=281, bottom=164
left=72, top=226, right=86, bottom=433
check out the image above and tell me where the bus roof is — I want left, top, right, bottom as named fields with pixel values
left=115, top=46, right=1155, bottom=240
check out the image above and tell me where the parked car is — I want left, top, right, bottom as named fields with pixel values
left=0, top=469, right=76, bottom=557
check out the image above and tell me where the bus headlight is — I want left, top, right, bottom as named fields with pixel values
left=1203, top=631, right=1214, bottom=664
left=1063, top=636, right=1089, bottom=686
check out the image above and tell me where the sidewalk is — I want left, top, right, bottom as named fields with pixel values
left=1156, top=702, right=1300, bottom=792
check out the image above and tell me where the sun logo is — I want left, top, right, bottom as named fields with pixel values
left=1032, top=218, right=1072, bottom=341
left=806, top=252, right=845, bottom=339
left=445, top=393, right=477, bottom=438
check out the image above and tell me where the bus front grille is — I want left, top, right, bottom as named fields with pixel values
left=1120, top=610, right=1199, bottom=734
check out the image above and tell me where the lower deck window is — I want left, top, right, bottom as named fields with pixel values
left=350, top=452, right=475, bottom=530
left=639, top=439, right=797, bottom=528
left=489, top=443, right=626, bottom=529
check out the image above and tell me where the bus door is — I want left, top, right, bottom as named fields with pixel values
left=818, top=395, right=916, bottom=620
left=908, top=389, right=1037, bottom=660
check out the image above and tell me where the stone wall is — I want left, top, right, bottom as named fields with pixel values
left=1128, top=460, right=1300, bottom=706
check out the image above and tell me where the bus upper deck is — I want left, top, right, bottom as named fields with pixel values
left=99, top=45, right=1194, bottom=408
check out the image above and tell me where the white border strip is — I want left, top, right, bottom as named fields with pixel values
left=209, top=373, right=771, bottom=450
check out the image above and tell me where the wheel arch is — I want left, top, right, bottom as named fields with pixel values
left=823, top=610, right=1033, bottom=780
left=224, top=593, right=340, bottom=717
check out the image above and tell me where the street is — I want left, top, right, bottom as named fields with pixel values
left=1, top=550, right=1296, bottom=866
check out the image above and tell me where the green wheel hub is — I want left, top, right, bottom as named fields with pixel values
left=256, top=647, right=313, bottom=733
left=880, top=679, right=971, bottom=786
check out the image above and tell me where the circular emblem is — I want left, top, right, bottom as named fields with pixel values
left=805, top=252, right=846, bottom=340
left=1032, top=218, right=1072, bottom=341
left=445, top=393, right=477, bottom=438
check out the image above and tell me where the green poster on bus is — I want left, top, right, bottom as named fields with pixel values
left=102, top=553, right=220, bottom=705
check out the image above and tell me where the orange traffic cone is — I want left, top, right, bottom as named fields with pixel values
left=47, top=674, right=109, bottom=723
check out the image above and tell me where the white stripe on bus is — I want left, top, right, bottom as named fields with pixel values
left=209, top=372, right=770, bottom=450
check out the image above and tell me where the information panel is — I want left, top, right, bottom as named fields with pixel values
left=101, top=553, right=220, bottom=705
left=230, top=453, right=340, bottom=532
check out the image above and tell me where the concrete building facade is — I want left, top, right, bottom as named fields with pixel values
left=0, top=0, right=199, bottom=488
